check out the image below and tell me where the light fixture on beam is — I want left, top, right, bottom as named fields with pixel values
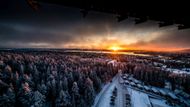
left=27, top=0, right=40, bottom=11
left=135, top=17, right=147, bottom=24
left=117, top=15, right=128, bottom=22
left=80, top=9, right=88, bottom=18
left=178, top=24, right=190, bottom=30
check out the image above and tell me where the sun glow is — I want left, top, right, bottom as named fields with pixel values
left=108, top=46, right=123, bottom=51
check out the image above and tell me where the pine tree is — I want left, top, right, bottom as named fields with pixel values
left=38, top=81, right=47, bottom=96
left=55, top=90, right=71, bottom=107
left=47, top=76, right=57, bottom=107
left=72, top=82, right=79, bottom=95
left=67, top=72, right=74, bottom=89
left=0, top=88, right=15, bottom=107
left=31, top=91, right=45, bottom=107
left=84, top=78, right=95, bottom=106
left=62, top=76, right=68, bottom=91
left=71, top=82, right=80, bottom=107
left=18, top=82, right=33, bottom=107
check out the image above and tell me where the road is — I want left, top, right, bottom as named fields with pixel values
left=93, top=73, right=125, bottom=107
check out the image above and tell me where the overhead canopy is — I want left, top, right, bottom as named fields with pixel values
left=32, top=0, right=190, bottom=29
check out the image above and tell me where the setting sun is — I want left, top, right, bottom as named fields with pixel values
left=108, top=46, right=123, bottom=51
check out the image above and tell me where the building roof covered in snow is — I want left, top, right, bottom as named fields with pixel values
left=168, top=92, right=178, bottom=99
left=107, top=60, right=117, bottom=66
left=134, top=79, right=141, bottom=84
left=151, top=87, right=159, bottom=93
left=159, top=89, right=167, bottom=96
left=137, top=84, right=143, bottom=88
left=144, top=86, right=151, bottom=91
left=130, top=82, right=136, bottom=86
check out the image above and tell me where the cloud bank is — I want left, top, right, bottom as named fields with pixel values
left=0, top=0, right=190, bottom=51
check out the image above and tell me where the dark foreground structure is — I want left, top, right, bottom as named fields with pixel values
left=30, top=0, right=190, bottom=29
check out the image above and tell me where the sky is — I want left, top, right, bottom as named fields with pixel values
left=1, top=0, right=190, bottom=51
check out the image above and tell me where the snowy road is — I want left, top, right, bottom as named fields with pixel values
left=93, top=73, right=125, bottom=107
left=115, top=75, right=125, bottom=107
left=93, top=73, right=172, bottom=107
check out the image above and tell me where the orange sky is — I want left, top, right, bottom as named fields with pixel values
left=60, top=26, right=190, bottom=52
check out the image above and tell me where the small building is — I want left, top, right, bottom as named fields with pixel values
left=128, top=77, right=133, bottom=81
left=122, top=75, right=127, bottom=80
left=180, top=92, right=190, bottom=99
left=137, top=84, right=143, bottom=89
left=124, top=80, right=130, bottom=85
left=167, top=92, right=178, bottom=100
left=159, top=89, right=167, bottom=96
left=151, top=87, right=159, bottom=94
left=134, top=79, right=141, bottom=84
left=144, top=86, right=151, bottom=91
left=130, top=82, right=136, bottom=87
left=124, top=74, right=129, bottom=77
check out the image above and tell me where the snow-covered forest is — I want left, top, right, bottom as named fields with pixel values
left=0, top=51, right=118, bottom=107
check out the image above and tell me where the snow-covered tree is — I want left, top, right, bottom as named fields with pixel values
left=72, top=82, right=79, bottom=95
left=55, top=90, right=71, bottom=107
left=84, top=78, right=95, bottom=106
left=71, top=82, right=80, bottom=107
left=2, top=65, right=12, bottom=84
left=32, top=65, right=40, bottom=87
left=0, top=88, right=15, bottom=107
left=23, top=74, right=34, bottom=89
left=63, top=76, right=69, bottom=91
left=31, top=91, right=45, bottom=107
left=18, top=82, right=33, bottom=107
left=67, top=72, right=74, bottom=89
left=92, top=76, right=102, bottom=92
left=47, top=76, right=57, bottom=107
left=37, top=81, right=47, bottom=96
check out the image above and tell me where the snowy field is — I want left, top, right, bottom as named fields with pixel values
left=129, top=89, right=151, bottom=107
left=150, top=98, right=171, bottom=107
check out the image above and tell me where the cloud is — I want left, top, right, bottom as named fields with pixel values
left=0, top=0, right=190, bottom=50
left=127, top=29, right=190, bottom=50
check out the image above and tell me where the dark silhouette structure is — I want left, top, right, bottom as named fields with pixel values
left=29, top=0, right=190, bottom=29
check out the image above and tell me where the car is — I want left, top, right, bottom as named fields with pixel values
left=110, top=101, right=115, bottom=105
left=110, top=97, right=115, bottom=102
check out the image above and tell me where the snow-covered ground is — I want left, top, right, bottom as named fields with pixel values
left=150, top=98, right=171, bottom=107
left=127, top=87, right=172, bottom=107
left=128, top=88, right=151, bottom=107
